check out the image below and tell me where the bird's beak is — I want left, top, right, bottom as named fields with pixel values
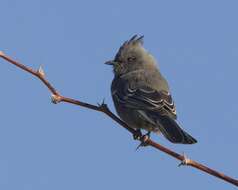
left=104, top=60, right=117, bottom=65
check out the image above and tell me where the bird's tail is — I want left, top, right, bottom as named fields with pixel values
left=155, top=114, right=197, bottom=144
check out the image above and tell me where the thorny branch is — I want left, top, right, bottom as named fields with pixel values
left=0, top=51, right=238, bottom=187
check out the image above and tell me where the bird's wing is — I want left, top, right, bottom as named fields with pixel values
left=112, top=84, right=197, bottom=144
left=112, top=84, right=177, bottom=119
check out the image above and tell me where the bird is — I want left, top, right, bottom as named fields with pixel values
left=105, top=35, right=197, bottom=144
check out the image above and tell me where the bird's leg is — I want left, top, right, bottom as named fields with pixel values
left=145, top=131, right=151, bottom=138
left=135, top=131, right=151, bottom=151
left=140, top=131, right=151, bottom=146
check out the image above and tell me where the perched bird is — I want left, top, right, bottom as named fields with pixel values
left=105, top=35, right=197, bottom=144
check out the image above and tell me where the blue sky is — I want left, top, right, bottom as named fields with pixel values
left=0, top=0, right=238, bottom=189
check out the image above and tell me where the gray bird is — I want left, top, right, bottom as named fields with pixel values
left=105, top=35, right=197, bottom=144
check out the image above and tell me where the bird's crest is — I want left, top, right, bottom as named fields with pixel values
left=114, top=35, right=144, bottom=61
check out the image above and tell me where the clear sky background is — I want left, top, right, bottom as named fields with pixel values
left=0, top=0, right=238, bottom=189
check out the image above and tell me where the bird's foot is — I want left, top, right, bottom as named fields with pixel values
left=133, top=129, right=142, bottom=140
left=145, top=131, right=151, bottom=138
left=135, top=131, right=151, bottom=151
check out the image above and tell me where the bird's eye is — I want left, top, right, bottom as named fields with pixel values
left=127, top=56, right=136, bottom=62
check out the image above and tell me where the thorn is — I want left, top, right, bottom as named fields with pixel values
left=97, top=98, right=106, bottom=107
left=135, top=142, right=143, bottom=151
left=98, top=98, right=108, bottom=112
left=101, top=98, right=106, bottom=106
left=0, top=51, right=5, bottom=57
left=178, top=152, right=191, bottom=167
left=51, top=94, right=61, bottom=104
left=38, top=65, right=45, bottom=77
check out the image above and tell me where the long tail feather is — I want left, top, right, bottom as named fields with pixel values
left=155, top=114, right=197, bottom=144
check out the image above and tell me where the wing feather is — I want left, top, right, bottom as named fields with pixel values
left=113, top=84, right=177, bottom=119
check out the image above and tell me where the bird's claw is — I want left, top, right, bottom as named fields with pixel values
left=135, top=132, right=150, bottom=151
left=133, top=129, right=142, bottom=140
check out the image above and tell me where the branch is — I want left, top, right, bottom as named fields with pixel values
left=0, top=51, right=237, bottom=187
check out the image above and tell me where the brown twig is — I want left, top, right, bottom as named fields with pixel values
left=0, top=51, right=238, bottom=187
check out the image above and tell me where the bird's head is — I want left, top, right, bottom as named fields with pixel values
left=105, top=35, right=157, bottom=76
